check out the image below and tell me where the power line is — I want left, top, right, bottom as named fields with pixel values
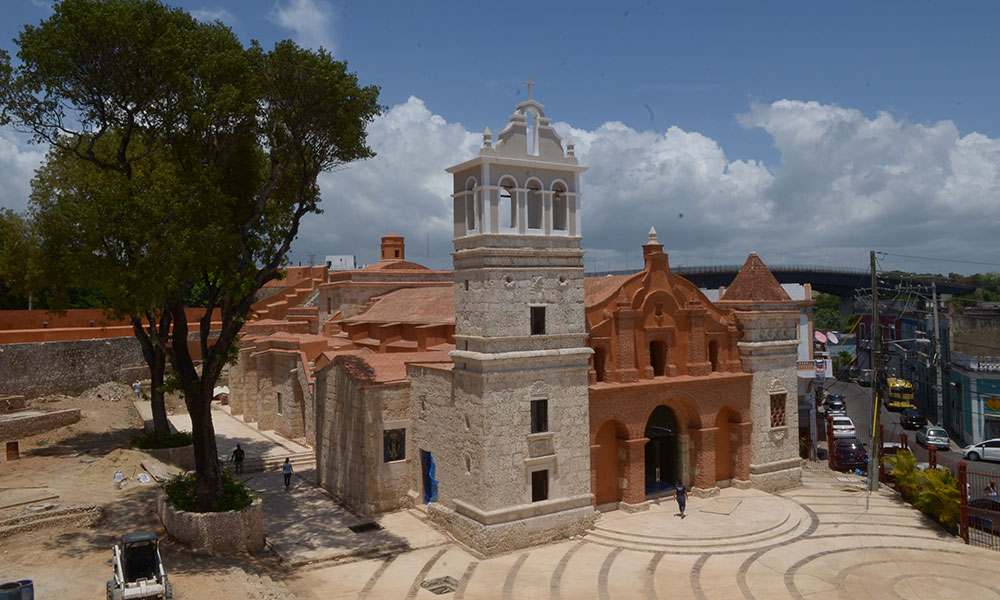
left=879, top=252, right=1000, bottom=268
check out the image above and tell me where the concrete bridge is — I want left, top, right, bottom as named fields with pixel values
left=586, top=264, right=977, bottom=297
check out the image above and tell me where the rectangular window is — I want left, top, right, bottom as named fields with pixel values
left=383, top=428, right=406, bottom=462
left=276, top=392, right=283, bottom=415
left=770, top=393, right=786, bottom=428
left=531, top=399, right=548, bottom=433
left=530, top=306, right=546, bottom=335
left=531, top=469, right=549, bottom=502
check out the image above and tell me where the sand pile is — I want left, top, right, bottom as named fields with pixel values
left=74, top=448, right=180, bottom=489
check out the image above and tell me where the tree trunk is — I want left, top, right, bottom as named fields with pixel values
left=148, top=348, right=169, bottom=437
left=187, top=388, right=224, bottom=511
left=131, top=315, right=170, bottom=437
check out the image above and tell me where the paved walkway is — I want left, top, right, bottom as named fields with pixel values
left=283, top=464, right=1000, bottom=600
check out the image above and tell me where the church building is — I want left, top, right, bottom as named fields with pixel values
left=226, top=95, right=804, bottom=557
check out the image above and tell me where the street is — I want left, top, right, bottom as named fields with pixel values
left=822, top=378, right=1000, bottom=478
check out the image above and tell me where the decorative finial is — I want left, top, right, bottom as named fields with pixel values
left=566, top=138, right=575, bottom=157
left=648, top=226, right=658, bottom=244
left=523, top=77, right=535, bottom=100
left=483, top=126, right=492, bottom=148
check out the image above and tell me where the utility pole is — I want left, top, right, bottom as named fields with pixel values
left=868, top=250, right=881, bottom=501
left=932, top=282, right=944, bottom=427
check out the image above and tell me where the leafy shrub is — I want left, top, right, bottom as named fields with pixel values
left=884, top=450, right=960, bottom=528
left=131, top=431, right=194, bottom=449
left=162, top=472, right=255, bottom=513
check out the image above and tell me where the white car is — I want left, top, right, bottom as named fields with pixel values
left=831, top=416, right=856, bottom=439
left=963, top=438, right=1000, bottom=462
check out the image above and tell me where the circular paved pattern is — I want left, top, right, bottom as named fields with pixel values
left=294, top=466, right=1000, bottom=600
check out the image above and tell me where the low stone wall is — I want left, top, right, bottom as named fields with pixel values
left=143, top=445, right=195, bottom=471
left=158, top=496, right=264, bottom=554
left=0, top=409, right=81, bottom=442
left=0, top=337, right=147, bottom=398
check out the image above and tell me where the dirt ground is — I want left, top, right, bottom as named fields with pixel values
left=0, top=382, right=288, bottom=599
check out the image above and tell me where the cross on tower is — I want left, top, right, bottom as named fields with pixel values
left=523, top=77, right=535, bottom=100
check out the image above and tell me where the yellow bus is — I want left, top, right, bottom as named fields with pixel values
left=885, top=377, right=914, bottom=410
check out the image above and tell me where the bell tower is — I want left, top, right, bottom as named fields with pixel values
left=432, top=96, right=596, bottom=554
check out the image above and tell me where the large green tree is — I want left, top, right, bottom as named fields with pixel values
left=0, top=0, right=381, bottom=510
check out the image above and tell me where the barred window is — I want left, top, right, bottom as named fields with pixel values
left=770, top=393, right=786, bottom=428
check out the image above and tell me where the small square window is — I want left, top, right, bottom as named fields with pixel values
left=770, top=393, right=786, bottom=428
left=530, top=306, right=546, bottom=335
left=531, top=399, right=548, bottom=433
left=531, top=469, right=548, bottom=502
left=384, top=428, right=406, bottom=462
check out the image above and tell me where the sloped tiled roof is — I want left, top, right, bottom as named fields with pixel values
left=360, top=260, right=431, bottom=272
left=345, top=287, right=455, bottom=324
left=720, top=253, right=791, bottom=303
left=335, top=350, right=453, bottom=384
left=584, top=274, right=634, bottom=307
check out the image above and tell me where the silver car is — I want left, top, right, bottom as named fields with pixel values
left=915, top=426, right=950, bottom=451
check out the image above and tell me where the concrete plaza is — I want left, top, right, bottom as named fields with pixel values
left=283, top=464, right=1000, bottom=600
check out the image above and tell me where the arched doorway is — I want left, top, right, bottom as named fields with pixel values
left=594, top=420, right=626, bottom=505
left=715, top=407, right=739, bottom=483
left=644, top=406, right=678, bottom=495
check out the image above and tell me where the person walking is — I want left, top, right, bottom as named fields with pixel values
left=231, top=443, right=245, bottom=475
left=674, top=480, right=687, bottom=518
left=282, top=458, right=293, bottom=490
left=132, top=381, right=141, bottom=398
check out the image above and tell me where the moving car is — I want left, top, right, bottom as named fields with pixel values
left=915, top=426, right=950, bottom=450
left=823, top=398, right=847, bottom=416
left=963, top=439, right=1000, bottom=462
left=968, top=497, right=1000, bottom=535
left=830, top=416, right=856, bottom=439
left=831, top=438, right=869, bottom=472
left=900, top=408, right=927, bottom=430
left=858, top=369, right=873, bottom=387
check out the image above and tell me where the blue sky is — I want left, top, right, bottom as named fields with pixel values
left=2, top=0, right=999, bottom=276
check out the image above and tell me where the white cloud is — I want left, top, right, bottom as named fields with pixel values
left=0, top=131, right=46, bottom=214
left=190, top=7, right=237, bottom=25
left=295, top=97, right=479, bottom=268
left=270, top=0, right=336, bottom=53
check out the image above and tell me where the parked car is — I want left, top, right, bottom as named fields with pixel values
left=823, top=398, right=847, bottom=416
left=900, top=409, right=927, bottom=430
left=963, top=439, right=1000, bottom=462
left=968, top=497, right=1000, bottom=535
left=858, top=369, right=874, bottom=387
left=915, top=426, right=950, bottom=450
left=832, top=438, right=869, bottom=472
left=830, top=416, right=856, bottom=439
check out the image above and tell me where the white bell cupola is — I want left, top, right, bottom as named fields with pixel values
left=447, top=95, right=587, bottom=241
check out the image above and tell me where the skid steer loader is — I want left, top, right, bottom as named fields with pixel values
left=107, top=531, right=172, bottom=599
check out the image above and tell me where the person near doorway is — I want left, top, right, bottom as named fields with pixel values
left=674, top=480, right=687, bottom=518
left=282, top=457, right=293, bottom=490
left=231, top=443, right=245, bottom=475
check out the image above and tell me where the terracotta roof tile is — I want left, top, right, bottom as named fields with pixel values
left=361, top=260, right=431, bottom=272
left=720, top=253, right=791, bottom=303
left=584, top=274, right=634, bottom=307
left=335, top=350, right=453, bottom=384
left=345, top=287, right=455, bottom=324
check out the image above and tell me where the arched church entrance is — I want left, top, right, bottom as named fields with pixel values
left=594, top=420, right=626, bottom=505
left=715, top=407, right=740, bottom=483
left=644, top=406, right=678, bottom=495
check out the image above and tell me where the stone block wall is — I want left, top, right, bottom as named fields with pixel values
left=315, top=362, right=413, bottom=516
left=0, top=337, right=146, bottom=398
left=0, top=409, right=81, bottom=442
